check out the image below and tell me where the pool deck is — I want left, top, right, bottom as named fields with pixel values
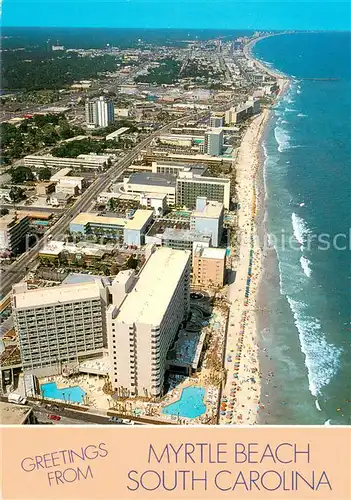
left=36, top=305, right=227, bottom=424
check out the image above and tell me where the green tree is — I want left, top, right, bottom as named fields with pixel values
left=9, top=166, right=34, bottom=184
left=9, top=186, right=26, bottom=202
left=38, top=167, right=52, bottom=181
left=126, top=255, right=138, bottom=270
left=0, top=208, right=9, bottom=216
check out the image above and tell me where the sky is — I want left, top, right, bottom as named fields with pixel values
left=2, top=0, right=350, bottom=31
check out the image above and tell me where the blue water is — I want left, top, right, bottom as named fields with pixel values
left=254, top=32, right=351, bottom=425
left=162, top=386, right=206, bottom=418
left=41, top=382, right=86, bottom=404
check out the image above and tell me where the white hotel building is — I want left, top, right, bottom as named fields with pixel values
left=12, top=280, right=108, bottom=375
left=107, top=247, right=191, bottom=398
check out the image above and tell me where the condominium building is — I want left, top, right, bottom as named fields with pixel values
left=176, top=170, right=231, bottom=209
left=209, top=114, right=224, bottom=128
left=204, top=128, right=224, bottom=156
left=85, top=96, right=115, bottom=128
left=192, top=246, right=226, bottom=288
left=69, top=210, right=154, bottom=246
left=225, top=97, right=261, bottom=125
left=190, top=197, right=224, bottom=247
left=0, top=214, right=30, bottom=255
left=12, top=280, right=108, bottom=374
left=161, top=228, right=211, bottom=251
left=24, top=154, right=111, bottom=171
left=108, top=248, right=191, bottom=398
left=158, top=134, right=203, bottom=147
left=151, top=161, right=207, bottom=178
left=123, top=172, right=177, bottom=206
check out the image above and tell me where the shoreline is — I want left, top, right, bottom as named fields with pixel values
left=219, top=36, right=290, bottom=425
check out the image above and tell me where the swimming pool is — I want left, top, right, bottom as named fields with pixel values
left=162, top=386, right=206, bottom=419
left=226, top=247, right=231, bottom=257
left=40, top=382, right=86, bottom=404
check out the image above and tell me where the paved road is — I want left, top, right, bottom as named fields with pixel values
left=0, top=112, right=204, bottom=297
left=32, top=404, right=110, bottom=425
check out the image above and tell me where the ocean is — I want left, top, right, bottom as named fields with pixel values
left=254, top=32, right=351, bottom=425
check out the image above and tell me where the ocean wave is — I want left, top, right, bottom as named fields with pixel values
left=281, top=120, right=288, bottom=124
left=292, top=212, right=311, bottom=250
left=285, top=108, right=297, bottom=112
left=315, top=399, right=321, bottom=411
left=297, top=89, right=302, bottom=94
left=297, top=113, right=308, bottom=117
left=287, top=297, right=342, bottom=397
left=300, top=255, right=312, bottom=277
left=274, top=125, right=291, bottom=153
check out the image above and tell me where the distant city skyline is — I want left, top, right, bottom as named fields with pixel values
left=2, top=1, right=350, bottom=31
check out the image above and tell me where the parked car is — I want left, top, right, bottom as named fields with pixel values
left=48, top=414, right=61, bottom=421
left=108, top=417, right=123, bottom=424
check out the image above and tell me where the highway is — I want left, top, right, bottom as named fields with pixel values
left=0, top=111, right=203, bottom=297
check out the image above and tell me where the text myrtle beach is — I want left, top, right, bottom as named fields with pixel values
left=127, top=442, right=332, bottom=493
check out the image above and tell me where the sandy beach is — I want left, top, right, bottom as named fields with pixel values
left=219, top=56, right=289, bottom=425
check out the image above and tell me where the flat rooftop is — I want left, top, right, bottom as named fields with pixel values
left=197, top=247, right=226, bottom=259
left=127, top=172, right=176, bottom=188
left=0, top=401, right=32, bottom=425
left=106, top=127, right=130, bottom=138
left=24, top=154, right=108, bottom=164
left=62, top=273, right=111, bottom=287
left=70, top=209, right=153, bottom=230
left=168, top=153, right=226, bottom=163
left=39, top=241, right=65, bottom=256
left=162, top=228, right=211, bottom=243
left=147, top=219, right=190, bottom=237
left=116, top=247, right=190, bottom=325
left=156, top=160, right=208, bottom=171
left=178, top=173, right=230, bottom=185
left=192, top=200, right=224, bottom=219
left=0, top=214, right=28, bottom=229
left=13, top=279, right=104, bottom=310
left=50, top=168, right=72, bottom=180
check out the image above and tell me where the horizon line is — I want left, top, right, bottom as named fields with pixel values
left=2, top=26, right=351, bottom=33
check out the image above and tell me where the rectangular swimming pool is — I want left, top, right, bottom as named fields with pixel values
left=40, top=382, right=86, bottom=404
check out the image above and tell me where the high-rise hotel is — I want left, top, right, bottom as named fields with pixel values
left=85, top=96, right=115, bottom=128
left=12, top=248, right=191, bottom=397
left=107, top=247, right=191, bottom=398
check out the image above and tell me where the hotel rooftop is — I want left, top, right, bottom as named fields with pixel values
left=116, top=247, right=190, bottom=326
left=70, top=209, right=153, bottom=230
left=12, top=279, right=105, bottom=310
left=192, top=199, right=224, bottom=219
left=126, top=172, right=177, bottom=187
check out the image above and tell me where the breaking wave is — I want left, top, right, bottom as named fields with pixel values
left=300, top=255, right=312, bottom=277
left=292, top=212, right=311, bottom=250
left=287, top=297, right=342, bottom=397
left=274, top=126, right=291, bottom=153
